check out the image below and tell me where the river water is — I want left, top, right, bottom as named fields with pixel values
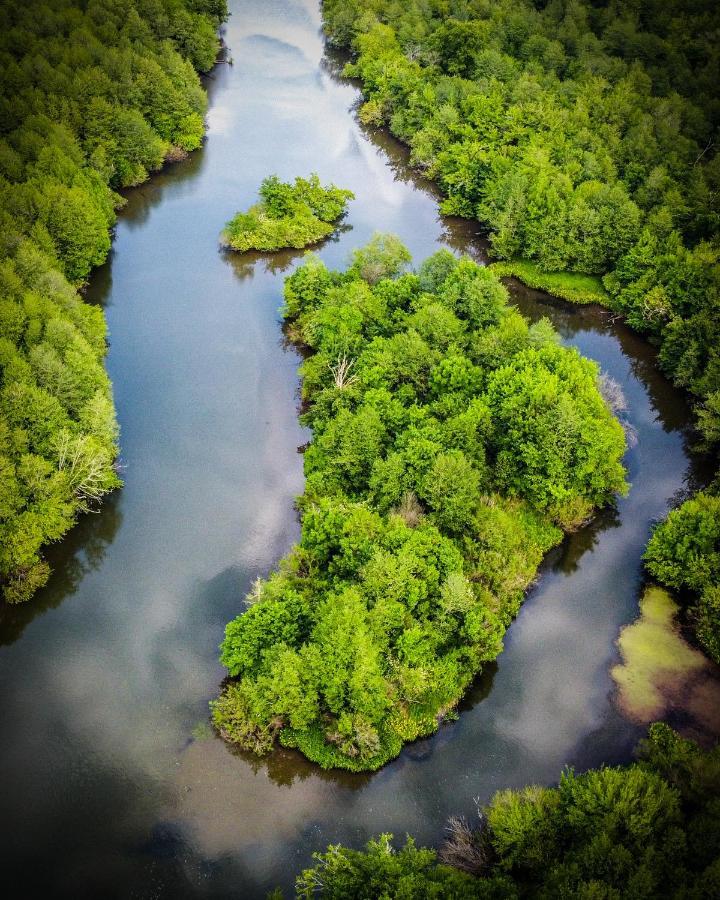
left=0, top=1, right=713, bottom=896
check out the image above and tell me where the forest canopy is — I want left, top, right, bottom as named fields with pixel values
left=220, top=174, right=354, bottom=252
left=321, top=0, right=720, bottom=664
left=0, top=0, right=227, bottom=603
left=212, top=236, right=627, bottom=770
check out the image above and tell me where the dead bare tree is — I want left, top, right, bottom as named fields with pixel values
left=392, top=491, right=424, bottom=527
left=330, top=354, right=358, bottom=389
left=439, top=811, right=489, bottom=875
left=57, top=431, right=113, bottom=512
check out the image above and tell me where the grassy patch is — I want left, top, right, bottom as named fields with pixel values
left=489, top=260, right=610, bottom=306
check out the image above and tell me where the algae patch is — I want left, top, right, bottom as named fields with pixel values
left=611, top=586, right=707, bottom=722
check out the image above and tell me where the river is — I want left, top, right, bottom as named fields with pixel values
left=0, top=1, right=712, bottom=896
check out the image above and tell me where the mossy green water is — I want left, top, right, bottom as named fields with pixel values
left=611, top=586, right=706, bottom=722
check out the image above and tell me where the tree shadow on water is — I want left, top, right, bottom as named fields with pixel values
left=224, top=737, right=373, bottom=790
left=549, top=503, right=623, bottom=576
left=0, top=492, right=123, bottom=648
left=221, top=224, right=353, bottom=283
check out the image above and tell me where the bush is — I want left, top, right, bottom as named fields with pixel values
left=296, top=834, right=513, bottom=899
left=221, top=174, right=354, bottom=251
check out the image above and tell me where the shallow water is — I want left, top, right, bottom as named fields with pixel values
left=0, top=1, right=713, bottom=896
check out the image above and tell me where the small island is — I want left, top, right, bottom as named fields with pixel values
left=220, top=173, right=354, bottom=252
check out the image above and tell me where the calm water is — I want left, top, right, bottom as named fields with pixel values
left=0, top=2, right=712, bottom=896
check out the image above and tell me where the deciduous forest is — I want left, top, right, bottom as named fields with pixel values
left=321, top=0, right=720, bottom=661
left=0, top=0, right=227, bottom=603
left=213, top=238, right=627, bottom=769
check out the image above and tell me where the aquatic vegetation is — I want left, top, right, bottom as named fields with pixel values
left=295, top=725, right=720, bottom=898
left=611, top=586, right=707, bottom=721
left=0, top=0, right=227, bottom=603
left=221, top=174, right=354, bottom=252
left=212, top=238, right=627, bottom=771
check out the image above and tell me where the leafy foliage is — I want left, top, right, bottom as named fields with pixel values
left=0, top=0, right=227, bottom=602
left=295, top=834, right=514, bottom=899
left=221, top=174, right=354, bottom=251
left=321, top=0, right=720, bottom=660
left=293, top=725, right=720, bottom=898
left=212, top=238, right=626, bottom=770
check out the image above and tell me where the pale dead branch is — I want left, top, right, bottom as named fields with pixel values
left=330, top=354, right=358, bottom=389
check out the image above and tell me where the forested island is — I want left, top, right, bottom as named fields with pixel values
left=0, top=0, right=227, bottom=603
left=221, top=174, right=354, bottom=251
left=322, top=0, right=720, bottom=662
left=213, top=236, right=627, bottom=769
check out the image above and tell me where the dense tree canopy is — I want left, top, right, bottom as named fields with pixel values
left=221, top=174, right=354, bottom=252
left=293, top=725, right=720, bottom=898
left=212, top=237, right=627, bottom=770
left=322, top=0, right=720, bottom=662
left=0, top=0, right=226, bottom=603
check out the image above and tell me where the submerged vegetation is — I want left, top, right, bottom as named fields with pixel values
left=322, top=0, right=720, bottom=660
left=0, top=0, right=226, bottom=603
left=293, top=725, right=720, bottom=899
left=212, top=235, right=627, bottom=770
left=611, top=586, right=707, bottom=722
left=221, top=174, right=354, bottom=251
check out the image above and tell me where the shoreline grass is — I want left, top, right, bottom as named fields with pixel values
left=489, top=260, right=610, bottom=306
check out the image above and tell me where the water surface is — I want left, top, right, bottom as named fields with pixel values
left=0, top=1, right=713, bottom=896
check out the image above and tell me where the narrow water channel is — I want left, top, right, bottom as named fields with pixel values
left=0, top=2, right=712, bottom=897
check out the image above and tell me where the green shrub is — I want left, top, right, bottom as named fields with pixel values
left=644, top=491, right=720, bottom=662
left=296, top=834, right=514, bottom=899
